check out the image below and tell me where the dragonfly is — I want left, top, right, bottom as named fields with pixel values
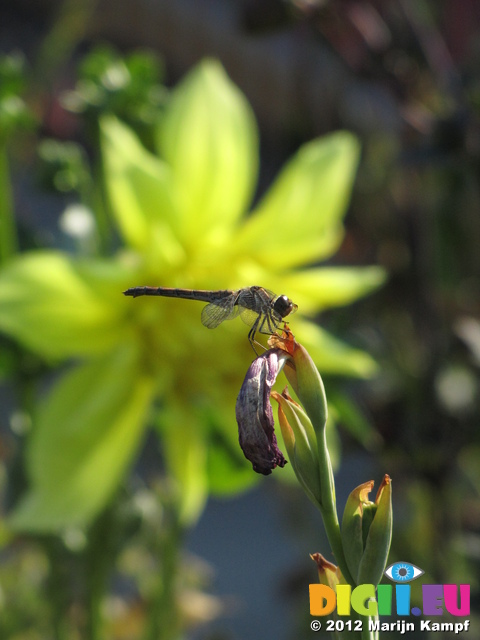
left=123, top=285, right=298, bottom=352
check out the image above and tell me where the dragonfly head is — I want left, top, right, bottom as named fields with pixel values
left=273, top=295, right=298, bottom=320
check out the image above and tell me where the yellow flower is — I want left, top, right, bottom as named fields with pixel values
left=0, top=59, right=384, bottom=532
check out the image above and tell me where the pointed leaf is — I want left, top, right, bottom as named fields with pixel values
left=158, top=59, right=258, bottom=241
left=235, top=131, right=360, bottom=268
left=0, top=251, right=130, bottom=359
left=9, top=347, right=155, bottom=532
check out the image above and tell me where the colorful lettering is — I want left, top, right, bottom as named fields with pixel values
left=444, top=584, right=470, bottom=616
left=395, top=584, right=411, bottom=615
left=351, top=584, right=378, bottom=616
left=309, top=584, right=336, bottom=616
left=336, top=584, right=351, bottom=615
left=377, top=584, right=392, bottom=615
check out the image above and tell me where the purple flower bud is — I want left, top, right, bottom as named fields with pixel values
left=235, top=350, right=287, bottom=475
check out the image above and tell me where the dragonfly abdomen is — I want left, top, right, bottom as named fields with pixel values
left=123, top=286, right=233, bottom=303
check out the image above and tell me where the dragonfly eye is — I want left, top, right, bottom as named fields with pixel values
left=273, top=295, right=297, bottom=319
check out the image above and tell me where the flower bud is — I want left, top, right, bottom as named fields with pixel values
left=310, top=552, right=343, bottom=590
left=341, top=475, right=392, bottom=586
left=271, top=329, right=328, bottom=436
left=272, top=387, right=321, bottom=506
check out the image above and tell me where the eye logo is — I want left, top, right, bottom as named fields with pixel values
left=384, top=562, right=424, bottom=583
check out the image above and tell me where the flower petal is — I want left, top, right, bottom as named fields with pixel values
left=235, top=350, right=287, bottom=475
left=234, top=131, right=360, bottom=269
left=267, top=266, right=386, bottom=314
left=9, top=346, right=155, bottom=531
left=0, top=251, right=131, bottom=360
left=157, top=59, right=258, bottom=243
left=294, top=318, right=379, bottom=378
left=157, top=403, right=209, bottom=526
left=101, top=115, right=184, bottom=264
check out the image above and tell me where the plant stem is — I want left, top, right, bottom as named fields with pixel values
left=44, top=538, right=73, bottom=640
left=361, top=614, right=378, bottom=640
left=316, top=427, right=356, bottom=587
left=0, top=141, right=18, bottom=263
left=143, top=498, right=183, bottom=640
left=317, top=424, right=377, bottom=639
left=87, top=118, right=114, bottom=256
left=84, top=502, right=120, bottom=640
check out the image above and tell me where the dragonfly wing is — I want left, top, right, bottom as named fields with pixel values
left=201, top=300, right=240, bottom=329
left=238, top=307, right=260, bottom=327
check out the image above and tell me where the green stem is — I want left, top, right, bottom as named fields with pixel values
left=143, top=499, right=183, bottom=640
left=316, top=427, right=355, bottom=587
left=317, top=430, right=380, bottom=639
left=0, top=141, right=18, bottom=262
left=86, top=117, right=114, bottom=256
left=361, top=614, right=378, bottom=640
left=44, top=538, right=73, bottom=640
left=84, top=503, right=120, bottom=640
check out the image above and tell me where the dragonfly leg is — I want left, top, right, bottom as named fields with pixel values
left=246, top=312, right=281, bottom=354
left=257, top=310, right=280, bottom=337
left=247, top=315, right=265, bottom=355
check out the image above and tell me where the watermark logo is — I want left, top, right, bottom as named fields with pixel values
left=309, top=561, right=471, bottom=634
left=384, top=561, right=424, bottom=582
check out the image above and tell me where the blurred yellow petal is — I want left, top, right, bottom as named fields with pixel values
left=294, top=318, right=378, bottom=378
left=101, top=115, right=184, bottom=266
left=9, top=346, right=155, bottom=531
left=234, top=131, right=360, bottom=269
left=156, top=403, right=209, bottom=526
left=0, top=251, right=131, bottom=360
left=158, top=59, right=258, bottom=245
left=268, top=266, right=386, bottom=313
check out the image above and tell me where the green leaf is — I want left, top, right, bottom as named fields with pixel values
left=295, top=318, right=378, bottom=378
left=235, top=131, right=360, bottom=269
left=9, top=347, right=155, bottom=532
left=158, top=59, right=258, bottom=243
left=270, top=266, right=386, bottom=314
left=0, top=251, right=130, bottom=360
left=101, top=115, right=184, bottom=264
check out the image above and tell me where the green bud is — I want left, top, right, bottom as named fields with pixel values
left=341, top=476, right=392, bottom=586
left=272, top=388, right=321, bottom=507
left=270, top=329, right=335, bottom=513
left=282, top=338, right=328, bottom=437
left=310, top=552, right=343, bottom=590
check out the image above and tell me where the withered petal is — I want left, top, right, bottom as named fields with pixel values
left=235, top=350, right=287, bottom=475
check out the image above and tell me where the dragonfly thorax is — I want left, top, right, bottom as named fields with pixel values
left=273, top=295, right=298, bottom=320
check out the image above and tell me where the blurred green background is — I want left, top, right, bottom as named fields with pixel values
left=1, top=1, right=480, bottom=638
